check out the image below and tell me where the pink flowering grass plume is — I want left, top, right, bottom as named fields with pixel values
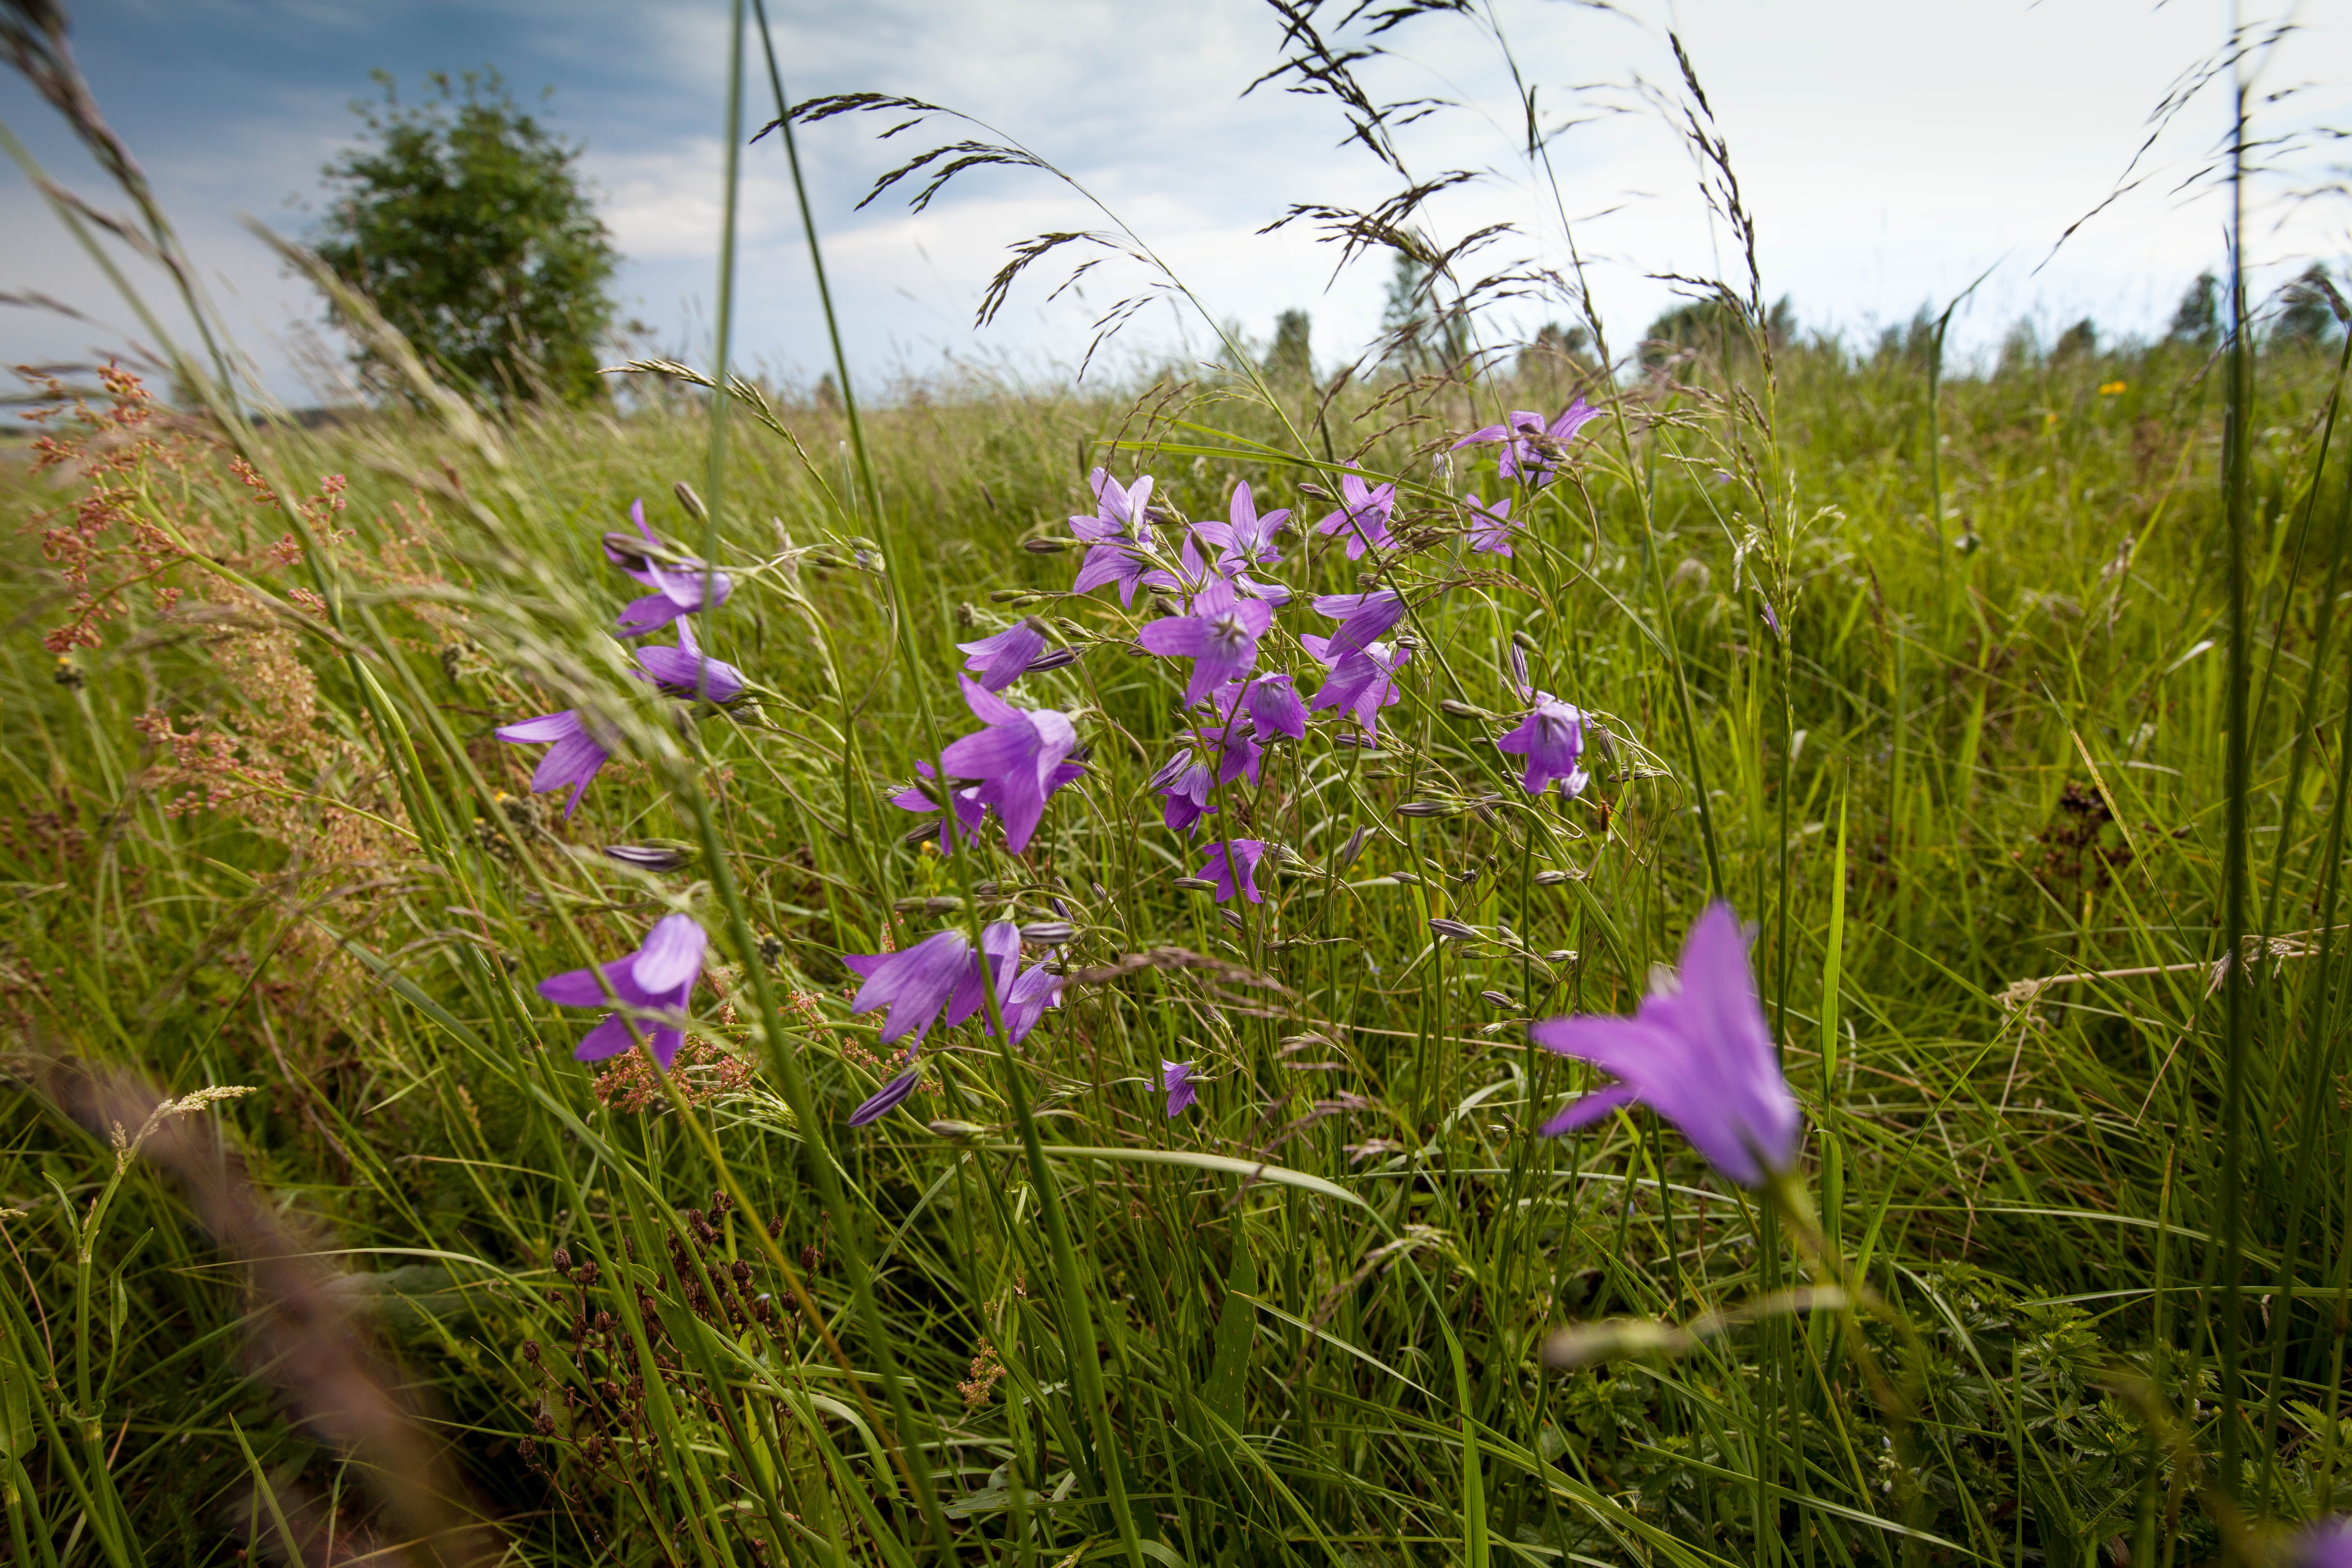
left=635, top=617, right=747, bottom=703
left=958, top=617, right=1050, bottom=691
left=537, top=912, right=707, bottom=1069
left=1465, top=494, right=1518, bottom=557
left=1137, top=576, right=1275, bottom=705
left=1161, top=1059, right=1197, bottom=1118
left=1496, top=694, right=1589, bottom=796
left=496, top=708, right=614, bottom=818
left=1197, top=838, right=1268, bottom=904
left=1528, top=902, right=1801, bottom=1188
left=1313, top=473, right=1396, bottom=560
left=941, top=676, right=1081, bottom=854
left=1308, top=590, right=1408, bottom=666
left=1307, top=640, right=1412, bottom=738
left=891, top=761, right=986, bottom=852
left=2293, top=1518, right=2352, bottom=1568
left=1193, top=481, right=1288, bottom=575
left=604, top=500, right=734, bottom=637
left=1451, top=398, right=1600, bottom=487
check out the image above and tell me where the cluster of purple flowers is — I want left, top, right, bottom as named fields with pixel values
left=497, top=499, right=747, bottom=818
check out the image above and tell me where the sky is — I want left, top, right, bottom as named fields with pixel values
left=2, top=0, right=2347, bottom=406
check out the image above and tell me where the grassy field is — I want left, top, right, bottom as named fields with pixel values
left=7, top=14, right=2352, bottom=1568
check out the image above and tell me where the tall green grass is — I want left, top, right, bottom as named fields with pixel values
left=5, top=5, right=2352, bottom=1565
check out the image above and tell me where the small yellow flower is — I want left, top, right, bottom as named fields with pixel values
left=2098, top=380, right=2127, bottom=396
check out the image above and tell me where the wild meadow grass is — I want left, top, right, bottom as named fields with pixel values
left=5, top=5, right=2352, bottom=1567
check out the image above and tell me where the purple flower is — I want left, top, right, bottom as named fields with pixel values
left=1309, top=591, right=1408, bottom=666
left=843, top=922, right=1021, bottom=1044
left=1307, top=641, right=1411, bottom=738
left=848, top=1069, right=921, bottom=1127
left=1244, top=672, right=1308, bottom=740
left=496, top=709, right=614, bottom=818
left=1465, top=494, right=1517, bottom=557
left=1137, top=578, right=1275, bottom=706
left=939, top=676, right=1082, bottom=855
left=993, top=959, right=1064, bottom=1046
left=1496, top=694, right=1589, bottom=796
left=1527, top=902, right=1801, bottom=1187
left=1197, top=838, right=1267, bottom=904
left=1450, top=399, right=1600, bottom=488
left=635, top=617, right=747, bottom=703
left=958, top=618, right=1050, bottom=692
left=537, top=912, right=706, bottom=1068
left=1161, top=1059, right=1197, bottom=1118
left=891, top=761, right=986, bottom=852
left=1070, top=470, right=1158, bottom=606
left=1313, top=474, right=1396, bottom=560
left=2292, top=1518, right=2352, bottom=1568
left=605, top=500, right=733, bottom=637
left=1193, top=481, right=1288, bottom=575
left=1151, top=755, right=1218, bottom=834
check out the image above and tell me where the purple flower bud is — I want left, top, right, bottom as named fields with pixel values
left=848, top=1070, right=921, bottom=1127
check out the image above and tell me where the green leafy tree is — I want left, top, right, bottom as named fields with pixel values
left=1264, top=308, right=1313, bottom=382
left=312, top=70, right=619, bottom=405
left=2168, top=271, right=2220, bottom=346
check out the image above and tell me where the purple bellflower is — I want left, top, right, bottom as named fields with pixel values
left=848, top=1070, right=922, bottom=1128
left=958, top=618, right=1050, bottom=692
left=1161, top=1059, right=1197, bottom=1118
left=635, top=617, right=747, bottom=703
left=1150, top=754, right=1218, bottom=834
left=1070, top=470, right=1159, bottom=606
left=1450, top=398, right=1601, bottom=488
left=1466, top=494, right=1518, bottom=557
left=1244, top=672, right=1308, bottom=740
left=891, top=761, right=987, bottom=852
left=1309, top=591, right=1408, bottom=666
left=496, top=709, right=614, bottom=818
left=1496, top=694, right=1589, bottom=797
left=1527, top=902, right=1802, bottom=1188
left=940, top=676, right=1081, bottom=855
left=843, top=922, right=1021, bottom=1045
left=993, top=960, right=1064, bottom=1046
left=1137, top=578, right=1276, bottom=705
left=605, top=500, right=734, bottom=637
left=2293, top=1519, right=2352, bottom=1568
left=1307, top=641, right=1412, bottom=738
left=537, top=912, right=706, bottom=1068
left=1197, top=838, right=1268, bottom=904
left=1193, top=481, right=1288, bottom=575
left=1313, top=474, right=1397, bottom=560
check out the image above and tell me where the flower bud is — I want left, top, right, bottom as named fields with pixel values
left=1480, top=990, right=1518, bottom=1010
left=1173, top=876, right=1218, bottom=892
left=1022, top=535, right=1074, bottom=553
left=1532, top=869, right=1575, bottom=886
left=673, top=481, right=708, bottom=520
left=1396, top=801, right=1459, bottom=818
left=1019, top=921, right=1077, bottom=945
left=1428, top=918, right=1482, bottom=941
left=602, top=842, right=694, bottom=873
left=1027, top=647, right=1081, bottom=673
left=1333, top=825, right=1372, bottom=872
left=892, top=895, right=965, bottom=915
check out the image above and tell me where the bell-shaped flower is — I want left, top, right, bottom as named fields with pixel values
left=843, top=921, right=1021, bottom=1044
left=1307, top=640, right=1411, bottom=738
left=1138, top=578, right=1276, bottom=707
left=1450, top=399, right=1600, bottom=488
left=2290, top=1518, right=2352, bottom=1568
left=1496, top=693, right=1589, bottom=796
left=1070, top=470, right=1159, bottom=606
left=1244, top=672, right=1308, bottom=740
left=991, top=960, right=1064, bottom=1046
left=496, top=709, right=614, bottom=818
left=1309, top=590, right=1408, bottom=666
left=1527, top=902, right=1801, bottom=1188
left=1196, top=838, right=1268, bottom=904
left=606, top=501, right=733, bottom=637
left=1150, top=753, right=1218, bottom=834
left=1313, top=474, right=1396, bottom=560
left=1193, top=481, right=1288, bottom=575
left=958, top=618, right=1050, bottom=692
left=1161, top=1059, right=1197, bottom=1118
left=940, top=676, right=1081, bottom=854
left=1465, top=494, right=1518, bottom=557
left=537, top=913, right=706, bottom=1068
left=891, top=761, right=987, bottom=852
left=635, top=617, right=747, bottom=703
